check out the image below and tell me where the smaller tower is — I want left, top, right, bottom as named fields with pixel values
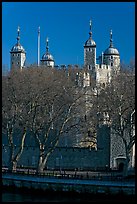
left=97, top=122, right=111, bottom=168
left=41, top=37, right=55, bottom=67
left=103, top=30, right=120, bottom=73
left=84, top=19, right=96, bottom=72
left=10, top=26, right=26, bottom=70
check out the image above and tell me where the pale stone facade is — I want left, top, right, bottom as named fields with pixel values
left=95, top=64, right=111, bottom=86
left=10, top=52, right=26, bottom=70
left=83, top=22, right=120, bottom=87
left=10, top=27, right=26, bottom=70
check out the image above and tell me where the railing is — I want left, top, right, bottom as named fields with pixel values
left=2, top=167, right=135, bottom=182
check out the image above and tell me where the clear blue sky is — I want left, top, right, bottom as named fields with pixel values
left=2, top=2, right=135, bottom=70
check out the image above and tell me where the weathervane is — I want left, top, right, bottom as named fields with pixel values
left=17, top=26, right=20, bottom=44
left=90, top=19, right=92, bottom=31
left=46, top=37, right=49, bottom=53
left=17, top=26, right=20, bottom=34
left=89, top=19, right=92, bottom=38
left=110, top=29, right=112, bottom=39
left=110, top=29, right=113, bottom=47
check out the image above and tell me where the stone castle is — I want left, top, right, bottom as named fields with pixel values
left=3, top=20, right=134, bottom=171
left=10, top=20, right=120, bottom=87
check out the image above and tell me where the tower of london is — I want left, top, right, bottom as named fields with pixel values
left=7, top=20, right=133, bottom=172
left=10, top=20, right=120, bottom=87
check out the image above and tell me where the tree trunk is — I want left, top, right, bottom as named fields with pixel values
left=37, top=155, right=46, bottom=174
left=8, top=127, right=26, bottom=172
left=37, top=144, right=58, bottom=174
left=37, top=145, right=46, bottom=174
left=12, top=160, right=17, bottom=172
left=123, top=138, right=130, bottom=177
left=9, top=160, right=17, bottom=172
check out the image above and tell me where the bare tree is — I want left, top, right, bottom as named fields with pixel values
left=3, top=66, right=90, bottom=172
left=2, top=69, right=30, bottom=171
left=27, top=66, right=95, bottom=173
left=97, top=67, right=135, bottom=174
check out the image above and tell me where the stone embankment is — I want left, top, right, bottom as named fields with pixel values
left=2, top=171, right=135, bottom=196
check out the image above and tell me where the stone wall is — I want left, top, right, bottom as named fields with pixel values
left=2, top=146, right=109, bottom=170
left=2, top=173, right=135, bottom=195
left=2, top=124, right=111, bottom=170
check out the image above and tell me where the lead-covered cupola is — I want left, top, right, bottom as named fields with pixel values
left=41, top=37, right=55, bottom=67
left=103, top=30, right=120, bottom=69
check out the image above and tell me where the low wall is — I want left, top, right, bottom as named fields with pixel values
left=2, top=146, right=110, bottom=170
left=2, top=173, right=135, bottom=196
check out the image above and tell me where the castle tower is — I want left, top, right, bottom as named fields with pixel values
left=84, top=20, right=96, bottom=73
left=10, top=26, right=26, bottom=70
left=41, top=37, right=55, bottom=67
left=103, top=30, right=120, bottom=74
left=97, top=123, right=111, bottom=168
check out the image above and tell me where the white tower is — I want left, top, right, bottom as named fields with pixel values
left=41, top=37, right=55, bottom=67
left=10, top=26, right=26, bottom=70
left=84, top=20, right=96, bottom=72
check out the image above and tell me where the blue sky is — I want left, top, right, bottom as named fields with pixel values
left=2, top=2, right=135, bottom=70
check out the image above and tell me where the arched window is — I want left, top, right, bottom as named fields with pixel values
left=102, top=83, right=105, bottom=88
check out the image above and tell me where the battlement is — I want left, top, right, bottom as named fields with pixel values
left=96, top=64, right=111, bottom=70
